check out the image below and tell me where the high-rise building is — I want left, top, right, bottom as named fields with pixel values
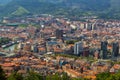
left=101, top=41, right=108, bottom=59
left=56, top=29, right=63, bottom=39
left=86, top=23, right=92, bottom=31
left=31, top=45, right=38, bottom=53
left=40, top=32, right=45, bottom=38
left=74, top=41, right=83, bottom=56
left=92, top=24, right=97, bottom=31
left=112, top=42, right=119, bottom=57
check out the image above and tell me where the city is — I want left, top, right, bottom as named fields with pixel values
left=0, top=0, right=120, bottom=80
left=0, top=15, right=120, bottom=80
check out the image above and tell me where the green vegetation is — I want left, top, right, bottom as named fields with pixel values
left=54, top=54, right=94, bottom=62
left=0, top=0, right=120, bottom=19
left=1, top=65, right=120, bottom=80
left=0, top=37, right=11, bottom=46
left=12, top=7, right=30, bottom=16
left=0, top=66, right=6, bottom=80
left=55, top=54, right=78, bottom=59
left=7, top=72, right=24, bottom=80
left=66, top=40, right=79, bottom=45
left=0, top=66, right=87, bottom=80
left=96, top=71, right=120, bottom=80
left=19, top=24, right=28, bottom=28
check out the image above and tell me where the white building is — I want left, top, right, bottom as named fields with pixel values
left=74, top=41, right=83, bottom=55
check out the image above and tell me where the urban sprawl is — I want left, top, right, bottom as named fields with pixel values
left=0, top=15, right=120, bottom=79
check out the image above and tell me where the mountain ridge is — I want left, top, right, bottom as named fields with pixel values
left=0, top=0, right=12, bottom=4
left=0, top=0, right=120, bottom=19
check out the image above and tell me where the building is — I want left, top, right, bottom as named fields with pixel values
left=94, top=50, right=100, bottom=59
left=17, top=43, right=24, bottom=50
left=74, top=41, right=83, bottom=56
left=40, top=32, right=45, bottom=38
left=56, top=29, right=63, bottom=39
left=31, top=45, right=38, bottom=53
left=100, top=41, right=108, bottom=59
left=112, top=41, right=119, bottom=57
left=86, top=23, right=92, bottom=31
left=23, top=43, right=31, bottom=51
left=83, top=47, right=89, bottom=57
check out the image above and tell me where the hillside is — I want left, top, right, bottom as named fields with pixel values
left=0, top=0, right=120, bottom=19
left=12, top=6, right=30, bottom=16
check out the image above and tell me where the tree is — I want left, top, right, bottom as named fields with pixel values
left=71, top=78, right=88, bottom=80
left=25, top=71, right=43, bottom=80
left=66, top=40, right=78, bottom=45
left=96, top=71, right=120, bottom=80
left=96, top=72, right=110, bottom=80
left=61, top=72, right=70, bottom=80
left=0, top=66, right=6, bottom=80
left=113, top=71, right=120, bottom=80
left=7, top=72, right=23, bottom=80
left=50, top=73, right=61, bottom=80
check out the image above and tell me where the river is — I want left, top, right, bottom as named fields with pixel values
left=0, top=44, right=17, bottom=57
left=4, top=44, right=17, bottom=51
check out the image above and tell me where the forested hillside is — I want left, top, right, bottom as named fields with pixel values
left=0, top=0, right=120, bottom=19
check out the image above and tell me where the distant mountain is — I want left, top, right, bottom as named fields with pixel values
left=0, top=0, right=12, bottom=5
left=0, top=0, right=61, bottom=17
left=38, top=0, right=110, bottom=11
left=0, top=0, right=120, bottom=19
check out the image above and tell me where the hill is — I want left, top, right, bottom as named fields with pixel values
left=12, top=6, right=30, bottom=16
left=0, top=0, right=120, bottom=19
